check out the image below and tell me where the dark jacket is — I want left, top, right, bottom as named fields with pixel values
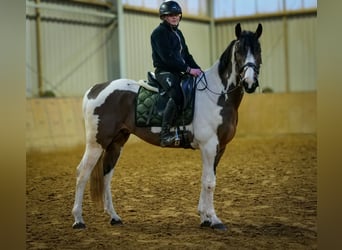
left=151, top=21, right=200, bottom=74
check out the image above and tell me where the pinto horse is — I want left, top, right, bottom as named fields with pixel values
left=72, top=23, right=262, bottom=230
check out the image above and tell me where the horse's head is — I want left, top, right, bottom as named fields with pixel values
left=234, top=23, right=262, bottom=93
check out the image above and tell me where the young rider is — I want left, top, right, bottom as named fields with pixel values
left=151, top=1, right=202, bottom=146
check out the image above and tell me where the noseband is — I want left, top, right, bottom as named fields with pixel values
left=239, top=62, right=259, bottom=79
left=240, top=62, right=259, bottom=75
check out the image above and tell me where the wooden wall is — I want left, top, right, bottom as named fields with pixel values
left=26, top=92, right=316, bottom=152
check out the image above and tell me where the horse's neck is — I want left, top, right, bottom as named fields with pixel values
left=205, top=61, right=238, bottom=92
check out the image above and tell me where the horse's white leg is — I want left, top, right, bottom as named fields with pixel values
left=103, top=168, right=122, bottom=225
left=198, top=140, right=227, bottom=230
left=72, top=144, right=103, bottom=229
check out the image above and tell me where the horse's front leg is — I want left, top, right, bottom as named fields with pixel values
left=198, top=141, right=227, bottom=231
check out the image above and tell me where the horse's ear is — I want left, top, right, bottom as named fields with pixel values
left=235, top=23, right=241, bottom=39
left=255, top=23, right=262, bottom=39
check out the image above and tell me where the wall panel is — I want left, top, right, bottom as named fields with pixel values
left=26, top=93, right=316, bottom=151
left=26, top=1, right=117, bottom=97
left=287, top=16, right=316, bottom=91
left=26, top=17, right=39, bottom=97
left=26, top=2, right=316, bottom=97
left=124, top=12, right=157, bottom=80
left=178, top=20, right=211, bottom=69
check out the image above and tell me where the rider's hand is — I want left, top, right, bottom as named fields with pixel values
left=189, top=68, right=202, bottom=77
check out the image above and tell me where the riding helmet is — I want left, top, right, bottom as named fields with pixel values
left=159, top=1, right=182, bottom=19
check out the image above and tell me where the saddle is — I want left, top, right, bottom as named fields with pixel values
left=135, top=72, right=196, bottom=128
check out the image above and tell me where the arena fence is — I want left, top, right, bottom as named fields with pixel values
left=26, top=92, right=316, bottom=152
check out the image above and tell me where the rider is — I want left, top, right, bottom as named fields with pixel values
left=151, top=0, right=202, bottom=147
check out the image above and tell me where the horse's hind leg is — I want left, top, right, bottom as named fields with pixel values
left=72, top=143, right=103, bottom=229
left=103, top=144, right=123, bottom=225
left=103, top=133, right=130, bottom=225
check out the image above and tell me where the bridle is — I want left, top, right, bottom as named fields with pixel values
left=195, top=35, right=261, bottom=98
left=196, top=61, right=260, bottom=98
left=195, top=32, right=262, bottom=97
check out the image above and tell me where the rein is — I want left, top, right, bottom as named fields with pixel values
left=195, top=71, right=242, bottom=98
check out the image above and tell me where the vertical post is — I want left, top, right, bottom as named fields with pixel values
left=35, top=0, right=44, bottom=96
left=208, top=0, right=216, bottom=65
left=117, top=0, right=126, bottom=78
left=283, top=0, right=290, bottom=92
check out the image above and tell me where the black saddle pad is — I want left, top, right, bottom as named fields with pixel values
left=135, top=86, right=195, bottom=127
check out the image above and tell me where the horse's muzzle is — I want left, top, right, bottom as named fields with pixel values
left=243, top=79, right=259, bottom=93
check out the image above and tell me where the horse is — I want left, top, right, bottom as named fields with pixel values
left=72, top=23, right=263, bottom=231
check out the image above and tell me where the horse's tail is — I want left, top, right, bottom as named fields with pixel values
left=90, top=151, right=104, bottom=209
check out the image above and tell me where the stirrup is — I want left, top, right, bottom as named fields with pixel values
left=160, top=135, right=175, bottom=147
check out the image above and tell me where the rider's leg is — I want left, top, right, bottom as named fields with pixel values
left=155, top=72, right=181, bottom=146
left=160, top=97, right=177, bottom=147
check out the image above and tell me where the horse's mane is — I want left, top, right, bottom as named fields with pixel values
left=218, top=39, right=236, bottom=87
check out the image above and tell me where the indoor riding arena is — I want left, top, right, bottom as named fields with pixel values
left=26, top=1, right=317, bottom=249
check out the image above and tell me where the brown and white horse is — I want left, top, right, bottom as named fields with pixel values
left=72, top=23, right=263, bottom=230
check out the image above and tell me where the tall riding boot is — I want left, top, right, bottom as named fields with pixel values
left=160, top=98, right=177, bottom=147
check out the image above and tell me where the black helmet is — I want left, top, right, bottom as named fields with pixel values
left=159, top=1, right=182, bottom=18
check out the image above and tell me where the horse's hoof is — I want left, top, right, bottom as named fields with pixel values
left=72, top=222, right=86, bottom=229
left=201, top=221, right=228, bottom=231
left=212, top=223, right=228, bottom=231
left=110, top=218, right=123, bottom=226
left=200, top=220, right=211, bottom=228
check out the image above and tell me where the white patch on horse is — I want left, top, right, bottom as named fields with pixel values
left=83, top=79, right=139, bottom=143
left=224, top=41, right=239, bottom=100
left=243, top=49, right=256, bottom=87
left=192, top=65, right=223, bottom=146
left=228, top=42, right=238, bottom=85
